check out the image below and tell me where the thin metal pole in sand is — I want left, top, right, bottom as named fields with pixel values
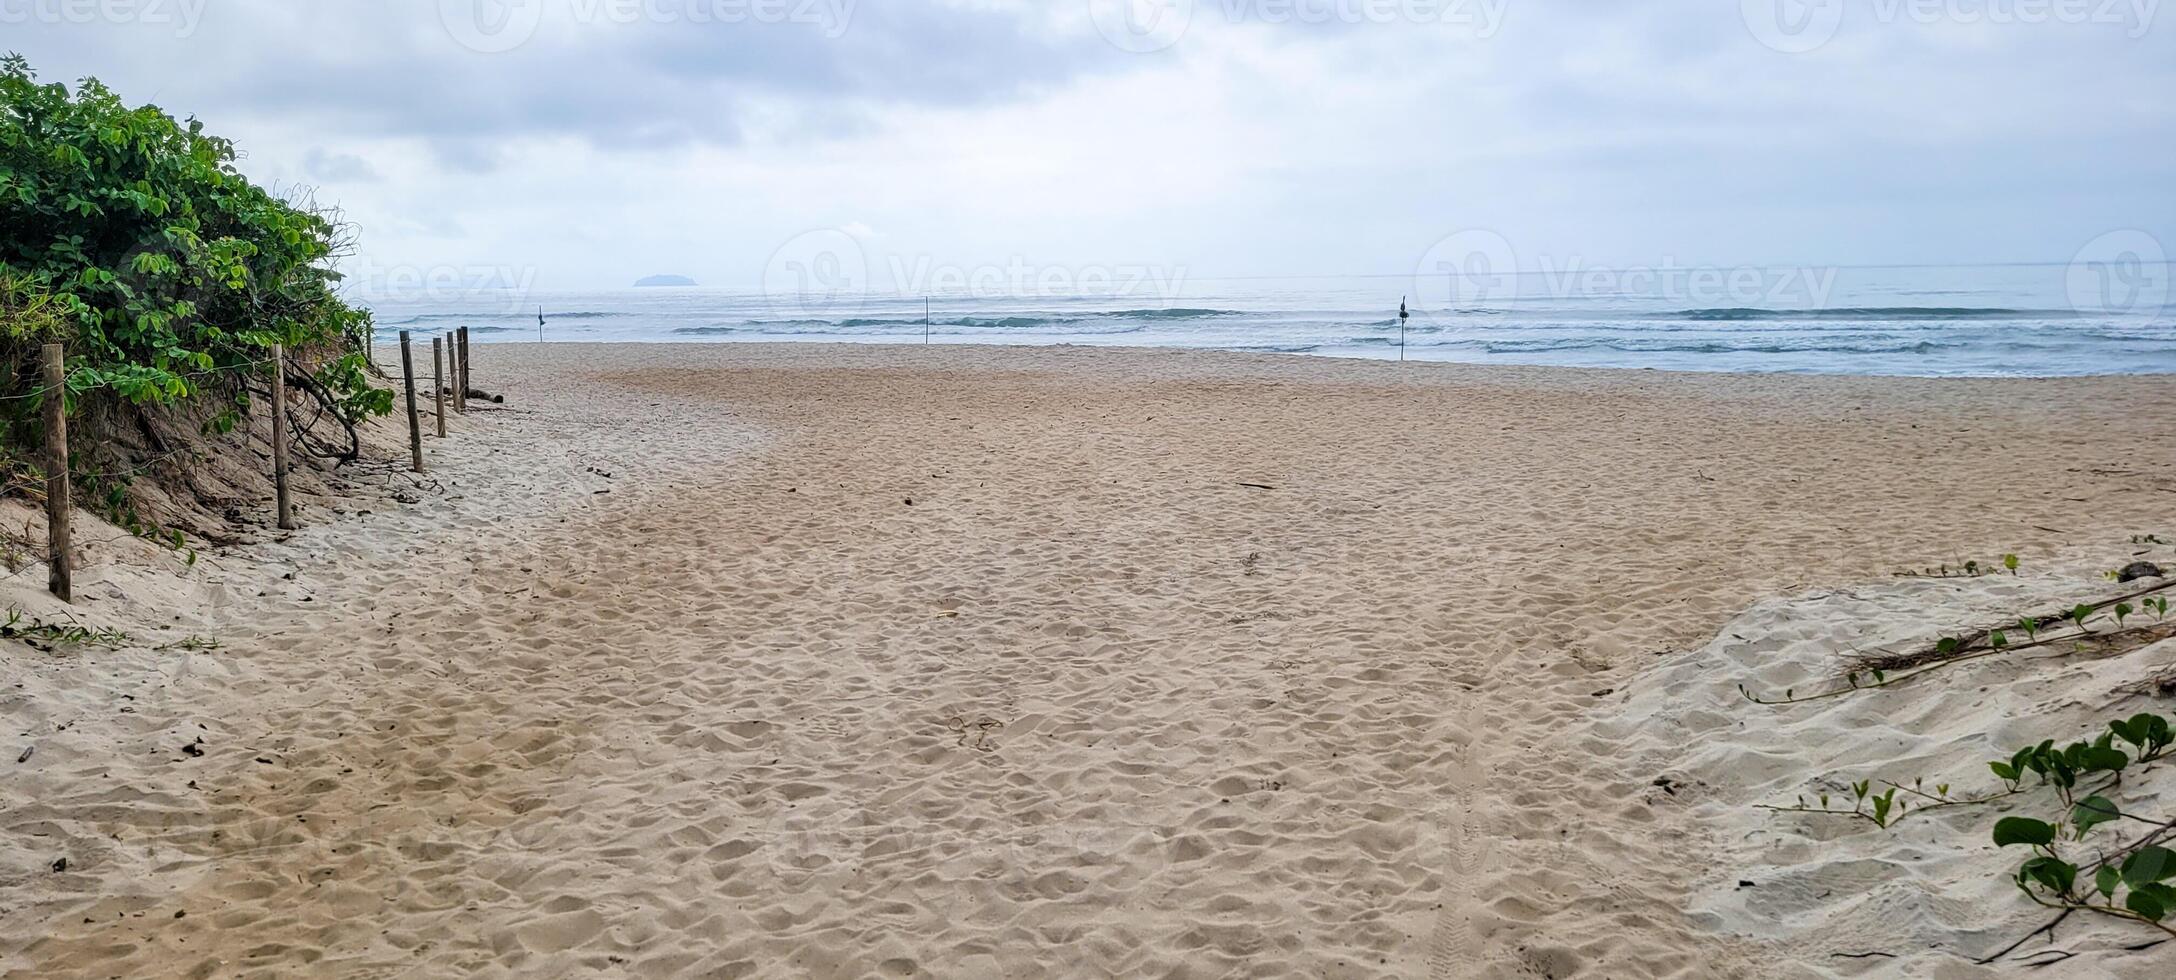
left=1398, top=296, right=1409, bottom=362
left=432, top=337, right=448, bottom=438
left=271, top=343, right=294, bottom=530
left=41, top=343, right=71, bottom=602
left=399, top=330, right=425, bottom=474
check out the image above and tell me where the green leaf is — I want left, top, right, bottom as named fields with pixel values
left=2070, top=796, right=2120, bottom=836
left=2128, top=883, right=2176, bottom=921
left=2097, top=865, right=2122, bottom=899
left=2123, top=846, right=2176, bottom=888
left=1993, top=817, right=2057, bottom=848
left=2081, top=746, right=2129, bottom=773
left=2126, top=883, right=2171, bottom=921
left=2018, top=856, right=2077, bottom=896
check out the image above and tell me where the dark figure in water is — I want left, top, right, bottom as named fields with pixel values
left=1399, top=298, right=1410, bottom=360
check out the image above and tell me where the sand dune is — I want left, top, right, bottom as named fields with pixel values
left=1598, top=562, right=2174, bottom=976
left=3, top=344, right=2173, bottom=978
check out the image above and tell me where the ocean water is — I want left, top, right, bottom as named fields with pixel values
left=361, top=264, right=2176, bottom=377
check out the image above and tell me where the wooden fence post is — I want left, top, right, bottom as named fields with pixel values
left=399, top=331, right=424, bottom=473
left=271, top=343, right=294, bottom=530
left=457, top=327, right=471, bottom=405
left=432, top=337, right=447, bottom=438
left=41, top=344, right=70, bottom=603
left=448, top=334, right=465, bottom=414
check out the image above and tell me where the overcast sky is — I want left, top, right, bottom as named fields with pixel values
left=7, top=0, right=2173, bottom=295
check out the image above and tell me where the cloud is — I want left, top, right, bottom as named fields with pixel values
left=302, top=148, right=382, bottom=183
left=151, top=1, right=1119, bottom=155
left=2, top=0, right=2168, bottom=288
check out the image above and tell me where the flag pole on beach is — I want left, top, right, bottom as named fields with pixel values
left=1399, top=296, right=1409, bottom=362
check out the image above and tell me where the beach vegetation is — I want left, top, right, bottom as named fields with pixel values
left=1, top=607, right=130, bottom=648
left=1758, top=775, right=2019, bottom=830
left=1892, top=553, right=2020, bottom=579
left=1745, top=560, right=2176, bottom=951
left=1737, top=580, right=2176, bottom=706
left=1762, top=711, right=2176, bottom=944
left=1751, top=566, right=2176, bottom=951
left=1989, top=718, right=2176, bottom=938
left=0, top=54, right=390, bottom=530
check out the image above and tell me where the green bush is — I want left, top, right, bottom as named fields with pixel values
left=0, top=53, right=387, bottom=430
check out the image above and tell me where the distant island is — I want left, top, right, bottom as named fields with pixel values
left=634, top=274, right=697, bottom=287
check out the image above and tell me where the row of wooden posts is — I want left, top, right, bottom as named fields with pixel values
left=39, top=327, right=476, bottom=603
left=396, top=326, right=473, bottom=476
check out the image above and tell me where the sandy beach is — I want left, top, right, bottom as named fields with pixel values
left=4, top=344, right=2174, bottom=978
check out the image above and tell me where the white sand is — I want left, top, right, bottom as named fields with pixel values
left=2, top=343, right=2172, bottom=978
left=1597, top=562, right=2174, bottom=978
